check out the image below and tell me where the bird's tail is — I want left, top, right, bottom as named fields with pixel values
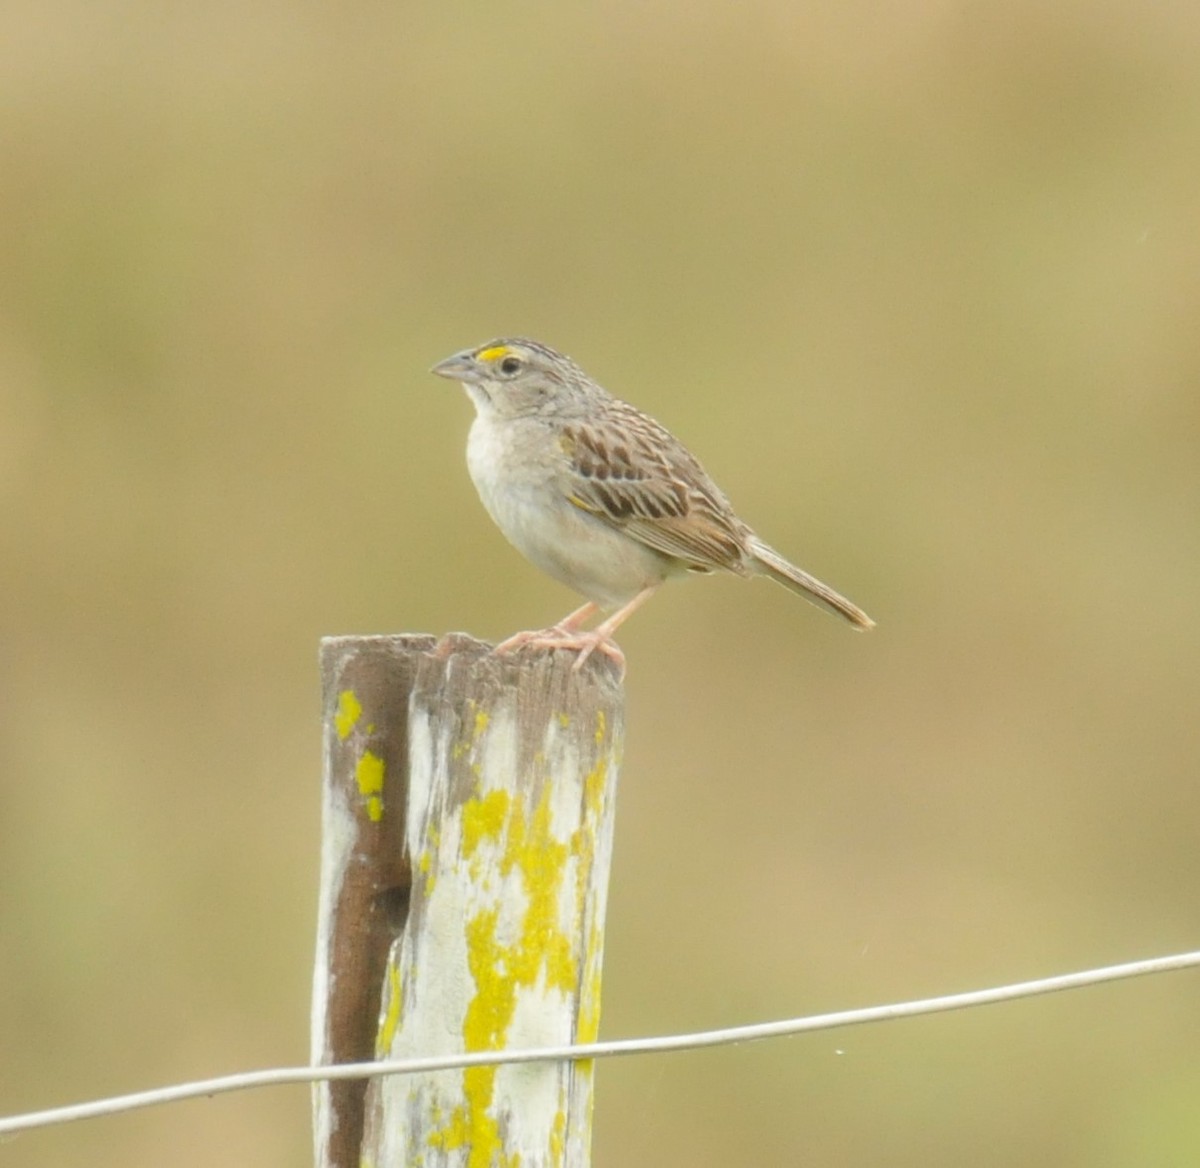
left=747, top=536, right=875, bottom=630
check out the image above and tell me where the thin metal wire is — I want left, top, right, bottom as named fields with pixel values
left=2, top=949, right=1197, bottom=1138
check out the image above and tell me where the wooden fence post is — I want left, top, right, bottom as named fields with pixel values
left=312, top=633, right=625, bottom=1168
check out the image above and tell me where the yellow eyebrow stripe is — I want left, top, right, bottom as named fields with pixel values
left=477, top=345, right=511, bottom=363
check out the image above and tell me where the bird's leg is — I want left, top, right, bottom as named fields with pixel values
left=494, top=620, right=626, bottom=670
left=493, top=587, right=661, bottom=674
left=551, top=601, right=600, bottom=635
left=569, top=585, right=660, bottom=672
left=494, top=601, right=598, bottom=655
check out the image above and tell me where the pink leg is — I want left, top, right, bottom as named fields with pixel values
left=493, top=587, right=660, bottom=674
left=570, top=585, right=660, bottom=672
left=554, top=601, right=600, bottom=634
left=494, top=601, right=599, bottom=655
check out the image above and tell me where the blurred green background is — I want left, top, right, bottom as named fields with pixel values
left=3, top=1, right=1199, bottom=1164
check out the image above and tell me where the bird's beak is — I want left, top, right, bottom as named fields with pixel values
left=430, top=350, right=481, bottom=383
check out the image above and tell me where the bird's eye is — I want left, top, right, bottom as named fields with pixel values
left=499, top=356, right=522, bottom=375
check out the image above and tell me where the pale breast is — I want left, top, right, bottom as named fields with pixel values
left=466, top=413, right=675, bottom=607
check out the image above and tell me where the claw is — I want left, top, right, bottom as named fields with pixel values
left=494, top=626, right=625, bottom=675
left=493, top=585, right=658, bottom=678
left=569, top=632, right=626, bottom=673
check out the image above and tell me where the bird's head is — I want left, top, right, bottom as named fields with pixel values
left=431, top=338, right=593, bottom=418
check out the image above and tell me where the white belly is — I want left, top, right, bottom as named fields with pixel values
left=466, top=413, right=671, bottom=608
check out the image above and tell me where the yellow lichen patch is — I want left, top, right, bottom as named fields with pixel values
left=355, top=750, right=385, bottom=822
left=502, top=786, right=576, bottom=994
left=427, top=1069, right=518, bottom=1168
left=460, top=790, right=575, bottom=1048
left=583, top=755, right=608, bottom=822
left=334, top=689, right=362, bottom=740
left=428, top=910, right=510, bottom=1167
left=455, top=705, right=492, bottom=760
left=569, top=739, right=616, bottom=1059
left=557, top=712, right=570, bottom=729
left=570, top=752, right=609, bottom=934
left=377, top=958, right=404, bottom=1055
left=549, top=1108, right=566, bottom=1160
left=417, top=849, right=436, bottom=894
left=575, top=918, right=605, bottom=1045
left=473, top=708, right=490, bottom=739
left=429, top=782, right=578, bottom=1163
left=462, top=908, right=517, bottom=1049
left=477, top=344, right=511, bottom=363
left=462, top=789, right=510, bottom=860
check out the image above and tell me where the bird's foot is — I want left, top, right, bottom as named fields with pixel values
left=494, top=626, right=625, bottom=674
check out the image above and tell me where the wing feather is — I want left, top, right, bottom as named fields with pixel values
left=560, top=404, right=749, bottom=574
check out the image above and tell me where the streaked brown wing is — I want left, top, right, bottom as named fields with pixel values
left=559, top=407, right=747, bottom=573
